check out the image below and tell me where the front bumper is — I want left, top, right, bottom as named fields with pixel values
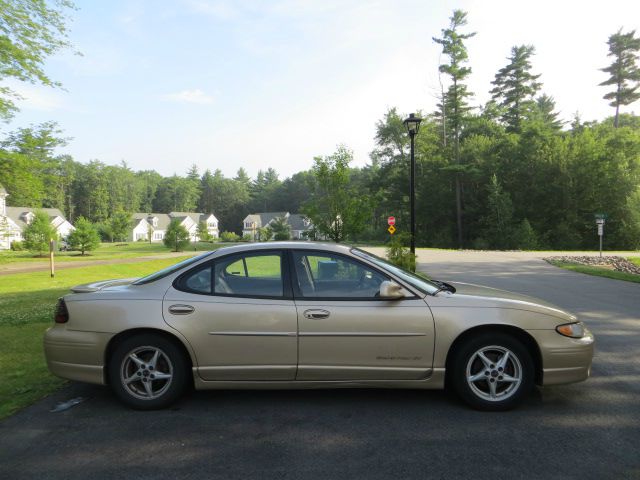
left=528, top=328, right=595, bottom=386
left=44, top=325, right=112, bottom=385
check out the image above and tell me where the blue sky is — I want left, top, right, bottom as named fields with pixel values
left=5, top=0, right=640, bottom=178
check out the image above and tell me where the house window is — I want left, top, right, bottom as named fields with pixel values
left=154, top=232, right=163, bottom=240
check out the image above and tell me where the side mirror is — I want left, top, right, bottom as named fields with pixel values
left=379, top=280, right=406, bottom=299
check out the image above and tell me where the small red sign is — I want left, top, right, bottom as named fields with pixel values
left=388, top=216, right=395, bottom=226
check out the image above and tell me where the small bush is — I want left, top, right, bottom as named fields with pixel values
left=220, top=231, right=241, bottom=242
left=386, top=233, right=416, bottom=272
left=241, top=234, right=252, bottom=242
left=10, top=241, right=24, bottom=251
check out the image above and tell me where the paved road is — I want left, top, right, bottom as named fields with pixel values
left=1, top=252, right=639, bottom=479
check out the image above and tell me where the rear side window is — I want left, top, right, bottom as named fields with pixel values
left=175, top=265, right=212, bottom=294
left=214, top=252, right=284, bottom=297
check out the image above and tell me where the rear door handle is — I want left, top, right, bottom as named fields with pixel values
left=303, top=309, right=330, bottom=320
left=168, top=304, right=195, bottom=315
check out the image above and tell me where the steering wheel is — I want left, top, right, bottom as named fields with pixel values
left=356, top=271, right=377, bottom=290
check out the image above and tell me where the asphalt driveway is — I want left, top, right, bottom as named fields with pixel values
left=1, top=251, right=639, bottom=479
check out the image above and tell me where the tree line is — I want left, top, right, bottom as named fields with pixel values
left=1, top=4, right=639, bottom=250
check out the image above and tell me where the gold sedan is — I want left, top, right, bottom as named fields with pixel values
left=44, top=242, right=594, bottom=411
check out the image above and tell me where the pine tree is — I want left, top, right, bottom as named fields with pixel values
left=163, top=219, right=190, bottom=252
left=533, top=94, right=563, bottom=131
left=67, top=217, right=100, bottom=255
left=491, top=45, right=542, bottom=132
left=23, top=210, right=56, bottom=256
left=600, top=29, right=640, bottom=128
left=433, top=9, right=476, bottom=249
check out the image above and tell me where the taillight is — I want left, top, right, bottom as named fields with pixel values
left=54, top=298, right=69, bottom=324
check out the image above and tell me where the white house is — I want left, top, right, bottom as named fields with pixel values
left=242, top=212, right=313, bottom=240
left=130, top=212, right=219, bottom=242
left=1, top=183, right=76, bottom=250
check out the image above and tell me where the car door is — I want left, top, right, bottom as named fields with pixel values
left=291, top=250, right=435, bottom=381
left=163, top=250, right=298, bottom=381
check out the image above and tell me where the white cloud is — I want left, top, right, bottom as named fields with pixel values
left=162, top=89, right=214, bottom=105
left=6, top=83, right=65, bottom=111
left=186, top=0, right=239, bottom=20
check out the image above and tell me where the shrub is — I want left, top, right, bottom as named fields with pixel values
left=220, top=231, right=240, bottom=242
left=10, top=241, right=24, bottom=251
left=386, top=233, right=416, bottom=272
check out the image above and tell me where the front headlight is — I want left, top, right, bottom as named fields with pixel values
left=556, top=321, right=585, bottom=338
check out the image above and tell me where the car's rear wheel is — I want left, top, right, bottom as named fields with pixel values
left=108, top=333, right=189, bottom=409
left=450, top=332, right=534, bottom=411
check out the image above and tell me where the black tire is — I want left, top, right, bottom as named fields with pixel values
left=108, top=333, right=189, bottom=410
left=450, top=332, right=534, bottom=411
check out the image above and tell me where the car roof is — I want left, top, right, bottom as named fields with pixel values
left=211, top=241, right=354, bottom=256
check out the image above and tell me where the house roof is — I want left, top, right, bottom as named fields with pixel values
left=5, top=207, right=67, bottom=229
left=132, top=213, right=172, bottom=230
left=243, top=212, right=289, bottom=228
left=288, top=214, right=312, bottom=231
left=169, top=212, right=205, bottom=225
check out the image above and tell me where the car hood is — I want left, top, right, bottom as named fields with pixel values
left=70, top=278, right=139, bottom=293
left=444, top=281, right=576, bottom=321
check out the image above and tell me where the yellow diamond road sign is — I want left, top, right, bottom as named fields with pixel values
left=388, top=225, right=396, bottom=234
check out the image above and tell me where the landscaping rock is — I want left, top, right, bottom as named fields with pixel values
left=544, top=256, right=640, bottom=275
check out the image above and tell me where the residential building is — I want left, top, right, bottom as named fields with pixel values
left=0, top=183, right=76, bottom=250
left=242, top=211, right=313, bottom=240
left=130, top=212, right=219, bottom=242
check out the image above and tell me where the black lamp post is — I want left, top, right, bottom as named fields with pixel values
left=403, top=113, right=422, bottom=256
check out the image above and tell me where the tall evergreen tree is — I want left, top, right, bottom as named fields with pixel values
left=433, top=9, right=476, bottom=249
left=533, top=94, right=563, bottom=131
left=600, top=29, right=640, bottom=128
left=491, top=45, right=542, bottom=132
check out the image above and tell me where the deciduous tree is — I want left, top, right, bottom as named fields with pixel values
left=303, top=145, right=372, bottom=243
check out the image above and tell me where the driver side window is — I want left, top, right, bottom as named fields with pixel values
left=292, top=251, right=388, bottom=299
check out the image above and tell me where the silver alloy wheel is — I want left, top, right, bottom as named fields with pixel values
left=120, top=346, right=174, bottom=400
left=465, top=345, right=522, bottom=402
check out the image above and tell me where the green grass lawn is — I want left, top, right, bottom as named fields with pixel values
left=0, top=241, right=229, bottom=265
left=547, top=260, right=640, bottom=284
left=628, top=257, right=640, bottom=268
left=0, top=256, right=190, bottom=420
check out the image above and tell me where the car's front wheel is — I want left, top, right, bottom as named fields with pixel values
left=108, top=333, right=189, bottom=409
left=450, top=333, right=534, bottom=411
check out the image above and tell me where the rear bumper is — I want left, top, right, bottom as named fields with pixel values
left=44, top=326, right=111, bottom=385
left=529, top=328, right=595, bottom=386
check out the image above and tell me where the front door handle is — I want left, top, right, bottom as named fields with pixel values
left=168, top=304, right=195, bottom=315
left=303, top=309, right=330, bottom=320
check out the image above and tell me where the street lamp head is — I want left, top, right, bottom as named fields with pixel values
left=403, top=113, right=422, bottom=135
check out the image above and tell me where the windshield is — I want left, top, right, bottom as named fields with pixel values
left=133, top=252, right=213, bottom=285
left=351, top=248, right=440, bottom=295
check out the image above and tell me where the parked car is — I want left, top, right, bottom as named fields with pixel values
left=44, top=242, right=594, bottom=411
